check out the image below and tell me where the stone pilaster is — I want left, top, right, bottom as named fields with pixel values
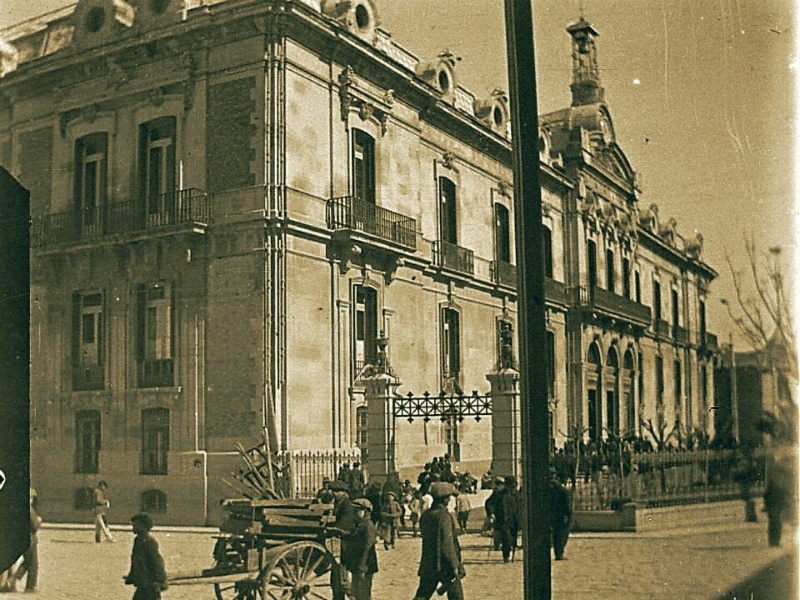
left=487, top=368, right=521, bottom=480
left=364, top=372, right=401, bottom=486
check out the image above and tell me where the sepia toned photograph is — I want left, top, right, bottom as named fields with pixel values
left=0, top=0, right=796, bottom=598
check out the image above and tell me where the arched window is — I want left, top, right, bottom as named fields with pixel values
left=623, top=350, right=636, bottom=434
left=441, top=307, right=461, bottom=383
left=606, top=347, right=619, bottom=435
left=606, top=248, right=615, bottom=293
left=587, top=343, right=602, bottom=440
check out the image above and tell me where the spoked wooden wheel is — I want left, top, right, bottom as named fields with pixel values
left=214, top=577, right=261, bottom=600
left=262, top=541, right=339, bottom=600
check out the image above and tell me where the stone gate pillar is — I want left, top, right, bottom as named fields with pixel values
left=364, top=372, right=401, bottom=486
left=487, top=368, right=521, bottom=480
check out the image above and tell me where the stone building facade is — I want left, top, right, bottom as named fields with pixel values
left=1, top=1, right=717, bottom=524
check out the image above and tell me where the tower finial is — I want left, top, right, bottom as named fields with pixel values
left=567, top=17, right=605, bottom=106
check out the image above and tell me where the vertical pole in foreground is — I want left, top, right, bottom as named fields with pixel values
left=503, top=1, right=552, bottom=599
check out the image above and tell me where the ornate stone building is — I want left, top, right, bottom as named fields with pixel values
left=1, top=1, right=717, bottom=524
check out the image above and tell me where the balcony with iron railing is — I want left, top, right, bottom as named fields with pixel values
left=491, top=259, right=517, bottom=288
left=579, top=285, right=652, bottom=326
left=138, top=359, right=174, bottom=389
left=433, top=240, right=474, bottom=276
left=700, top=331, right=719, bottom=353
left=654, top=319, right=672, bottom=339
left=326, top=195, right=417, bottom=249
left=31, top=189, right=210, bottom=248
left=673, top=325, right=689, bottom=345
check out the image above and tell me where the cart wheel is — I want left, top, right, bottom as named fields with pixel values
left=261, top=541, right=338, bottom=599
left=214, top=578, right=260, bottom=600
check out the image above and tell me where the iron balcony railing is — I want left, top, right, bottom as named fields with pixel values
left=31, top=189, right=210, bottom=247
left=491, top=259, right=517, bottom=287
left=138, top=359, right=174, bottom=389
left=545, top=278, right=568, bottom=304
left=673, top=325, right=689, bottom=345
left=73, top=365, right=104, bottom=392
left=579, top=285, right=652, bottom=324
left=326, top=195, right=417, bottom=249
left=655, top=319, right=672, bottom=339
left=701, top=331, right=719, bottom=352
left=433, top=240, right=474, bottom=276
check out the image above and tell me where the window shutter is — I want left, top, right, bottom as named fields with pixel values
left=452, top=311, right=460, bottom=375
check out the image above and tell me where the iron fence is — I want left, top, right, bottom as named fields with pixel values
left=566, top=449, right=767, bottom=511
left=281, top=448, right=362, bottom=499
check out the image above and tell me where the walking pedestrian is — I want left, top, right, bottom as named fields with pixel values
left=412, top=482, right=465, bottom=600
left=485, top=476, right=505, bottom=549
left=763, top=464, right=792, bottom=547
left=499, top=476, right=520, bottom=562
left=549, top=470, right=572, bottom=560
left=93, top=480, right=115, bottom=543
left=341, top=498, right=379, bottom=600
left=455, top=486, right=471, bottom=533
left=123, top=513, right=167, bottom=600
left=379, top=491, right=401, bottom=549
left=6, top=488, right=42, bottom=593
left=329, top=479, right=356, bottom=597
left=409, top=491, right=422, bottom=537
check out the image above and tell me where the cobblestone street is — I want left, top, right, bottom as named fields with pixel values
left=1, top=521, right=793, bottom=599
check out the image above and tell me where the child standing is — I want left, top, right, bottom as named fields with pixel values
left=408, top=491, right=422, bottom=537
left=124, top=513, right=168, bottom=600
left=378, top=491, right=401, bottom=549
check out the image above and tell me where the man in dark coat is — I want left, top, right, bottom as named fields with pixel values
left=341, top=498, right=379, bottom=600
left=330, top=480, right=356, bottom=597
left=124, top=513, right=167, bottom=600
left=763, top=464, right=792, bottom=547
left=484, top=476, right=505, bottom=548
left=549, top=472, right=572, bottom=560
left=412, top=482, right=465, bottom=600
left=499, top=476, right=521, bottom=563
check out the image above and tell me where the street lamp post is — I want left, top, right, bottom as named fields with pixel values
left=503, top=2, right=552, bottom=599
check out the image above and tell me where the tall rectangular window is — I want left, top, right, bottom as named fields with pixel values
left=72, top=292, right=104, bottom=391
left=587, top=239, right=597, bottom=291
left=356, top=405, right=368, bottom=453
left=635, top=271, right=642, bottom=303
left=495, top=204, right=511, bottom=263
left=75, top=410, right=101, bottom=474
left=542, top=226, right=553, bottom=278
left=653, top=280, right=662, bottom=321
left=622, top=258, right=631, bottom=298
left=699, top=299, right=707, bottom=341
left=353, top=130, right=376, bottom=203
left=441, top=308, right=461, bottom=381
left=354, top=285, right=378, bottom=371
left=139, top=117, right=176, bottom=223
left=655, top=355, right=664, bottom=410
left=444, top=412, right=460, bottom=461
left=606, top=248, right=615, bottom=293
left=137, top=282, right=174, bottom=388
left=546, top=330, right=556, bottom=399
left=671, top=288, right=680, bottom=331
left=439, top=178, right=458, bottom=244
left=74, top=133, right=108, bottom=235
left=141, top=407, right=169, bottom=475
left=674, top=360, right=682, bottom=418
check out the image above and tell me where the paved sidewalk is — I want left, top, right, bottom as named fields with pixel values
left=1, top=520, right=794, bottom=599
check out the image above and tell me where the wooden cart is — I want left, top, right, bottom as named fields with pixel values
left=168, top=498, right=345, bottom=600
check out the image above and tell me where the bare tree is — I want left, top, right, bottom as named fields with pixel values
left=723, top=236, right=797, bottom=376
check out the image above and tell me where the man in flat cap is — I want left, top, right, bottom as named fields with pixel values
left=341, top=498, right=378, bottom=600
left=328, top=479, right=356, bottom=597
left=412, top=482, right=465, bottom=600
left=124, top=513, right=167, bottom=600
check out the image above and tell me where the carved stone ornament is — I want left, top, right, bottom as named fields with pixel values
left=497, top=180, right=511, bottom=197
left=441, top=151, right=456, bottom=171
left=106, top=59, right=129, bottom=89
left=338, top=65, right=393, bottom=135
left=149, top=87, right=165, bottom=107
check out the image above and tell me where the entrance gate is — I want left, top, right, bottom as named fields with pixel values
left=363, top=370, right=520, bottom=485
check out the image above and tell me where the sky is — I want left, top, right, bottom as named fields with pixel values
left=1, top=0, right=797, bottom=351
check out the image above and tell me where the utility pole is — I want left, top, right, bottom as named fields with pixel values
left=729, top=334, right=739, bottom=443
left=503, top=1, right=552, bottom=599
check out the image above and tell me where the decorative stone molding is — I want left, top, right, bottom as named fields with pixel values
left=322, top=0, right=380, bottom=45
left=415, top=50, right=458, bottom=102
left=338, top=66, right=393, bottom=135
left=473, top=88, right=509, bottom=136
left=497, top=179, right=512, bottom=197
left=441, top=150, right=457, bottom=171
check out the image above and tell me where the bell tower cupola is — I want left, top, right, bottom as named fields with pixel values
left=567, top=17, right=605, bottom=106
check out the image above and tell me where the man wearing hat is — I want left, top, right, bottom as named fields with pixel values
left=483, top=476, right=505, bottom=549
left=413, top=482, right=465, bottom=600
left=379, top=491, right=402, bottom=549
left=340, top=498, right=378, bottom=600
left=498, top=476, right=521, bottom=563
left=124, top=513, right=167, bottom=599
left=328, top=479, right=356, bottom=596
left=549, top=469, right=572, bottom=560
